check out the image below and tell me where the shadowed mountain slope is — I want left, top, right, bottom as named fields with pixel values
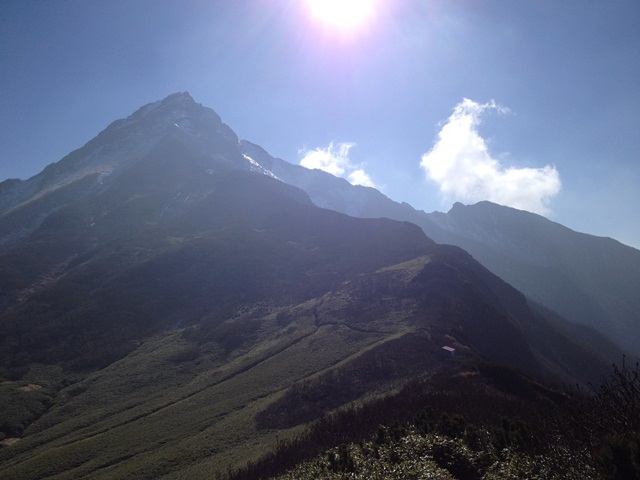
left=241, top=140, right=640, bottom=357
left=427, top=201, right=640, bottom=355
left=0, top=93, right=625, bottom=478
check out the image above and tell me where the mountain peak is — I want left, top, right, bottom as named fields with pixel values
left=42, top=93, right=239, bottom=183
left=162, top=91, right=195, bottom=104
left=128, top=91, right=199, bottom=121
left=116, top=91, right=220, bottom=133
left=448, top=200, right=549, bottom=224
left=148, top=91, right=195, bottom=108
left=0, top=93, right=246, bottom=225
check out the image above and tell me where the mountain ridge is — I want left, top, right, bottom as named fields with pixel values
left=236, top=128, right=640, bottom=356
left=0, top=92, right=634, bottom=478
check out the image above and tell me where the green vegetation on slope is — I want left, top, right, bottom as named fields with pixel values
left=0, top=146, right=625, bottom=479
left=0, top=248, right=621, bottom=478
left=230, top=360, right=640, bottom=480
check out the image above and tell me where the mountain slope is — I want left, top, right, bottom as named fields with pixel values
left=0, top=152, right=431, bottom=371
left=0, top=248, right=612, bottom=479
left=0, top=92, right=256, bottom=254
left=0, top=92, right=623, bottom=478
left=427, top=201, right=640, bottom=355
left=241, top=141, right=640, bottom=356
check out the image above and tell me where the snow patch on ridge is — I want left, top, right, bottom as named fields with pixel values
left=243, top=154, right=279, bottom=179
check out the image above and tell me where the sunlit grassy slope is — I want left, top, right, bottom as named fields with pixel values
left=0, top=252, right=616, bottom=479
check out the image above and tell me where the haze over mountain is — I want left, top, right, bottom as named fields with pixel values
left=0, top=93, right=633, bottom=478
left=4, top=92, right=637, bottom=359
left=4, top=1, right=640, bottom=251
left=241, top=126, right=640, bottom=357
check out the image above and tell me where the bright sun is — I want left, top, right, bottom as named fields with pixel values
left=307, top=0, right=378, bottom=30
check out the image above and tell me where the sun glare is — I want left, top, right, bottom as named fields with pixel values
left=307, top=0, right=378, bottom=30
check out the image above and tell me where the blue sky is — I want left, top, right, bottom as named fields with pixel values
left=1, top=0, right=639, bottom=248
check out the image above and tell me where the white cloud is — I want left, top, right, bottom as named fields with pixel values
left=299, top=142, right=375, bottom=187
left=420, top=98, right=561, bottom=215
left=346, top=168, right=375, bottom=187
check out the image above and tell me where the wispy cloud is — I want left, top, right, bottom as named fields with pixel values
left=420, top=98, right=561, bottom=215
left=299, top=142, right=375, bottom=187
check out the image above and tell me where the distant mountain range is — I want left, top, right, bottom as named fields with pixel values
left=241, top=126, right=640, bottom=358
left=0, top=92, right=635, bottom=478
